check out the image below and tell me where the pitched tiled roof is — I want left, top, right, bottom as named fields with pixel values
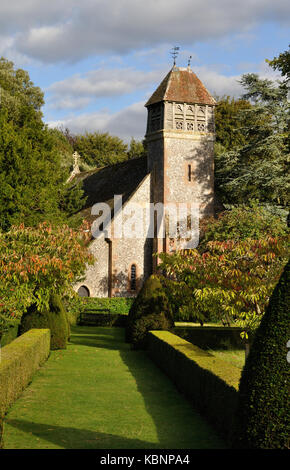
left=145, top=66, right=216, bottom=107
left=74, top=156, right=148, bottom=222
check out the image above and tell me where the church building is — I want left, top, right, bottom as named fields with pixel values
left=74, top=65, right=216, bottom=298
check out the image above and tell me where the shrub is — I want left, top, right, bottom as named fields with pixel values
left=126, top=275, right=174, bottom=349
left=64, top=296, right=134, bottom=326
left=200, top=202, right=288, bottom=247
left=147, top=330, right=241, bottom=442
left=19, top=294, right=70, bottom=350
left=0, top=329, right=50, bottom=417
left=130, top=312, right=173, bottom=349
left=232, top=260, right=290, bottom=449
left=64, top=294, right=85, bottom=326
left=0, top=416, right=3, bottom=449
left=83, top=297, right=134, bottom=315
left=0, top=325, right=18, bottom=347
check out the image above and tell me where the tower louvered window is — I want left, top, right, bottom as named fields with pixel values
left=150, top=104, right=162, bottom=132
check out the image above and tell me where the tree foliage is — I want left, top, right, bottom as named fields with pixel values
left=0, top=222, right=94, bottom=335
left=74, top=131, right=128, bottom=167
left=266, top=45, right=290, bottom=81
left=0, top=58, right=85, bottom=230
left=61, top=128, right=146, bottom=168
left=159, top=237, right=288, bottom=333
left=0, top=57, right=44, bottom=126
left=159, top=205, right=289, bottom=329
left=200, top=202, right=288, bottom=248
left=214, top=48, right=290, bottom=206
left=215, top=71, right=289, bottom=206
left=214, top=96, right=252, bottom=153
left=127, top=137, right=146, bottom=160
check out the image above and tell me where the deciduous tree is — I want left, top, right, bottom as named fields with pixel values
left=0, top=222, right=94, bottom=335
left=159, top=237, right=288, bottom=335
left=74, top=131, right=128, bottom=167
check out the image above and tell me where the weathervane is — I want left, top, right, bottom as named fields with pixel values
left=170, top=46, right=180, bottom=66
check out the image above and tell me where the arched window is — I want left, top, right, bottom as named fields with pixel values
left=130, top=264, right=137, bottom=291
left=77, top=285, right=90, bottom=297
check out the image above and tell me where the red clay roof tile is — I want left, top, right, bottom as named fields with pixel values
left=145, top=66, right=216, bottom=107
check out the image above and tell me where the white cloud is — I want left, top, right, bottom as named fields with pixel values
left=50, top=96, right=92, bottom=110
left=47, top=67, right=166, bottom=109
left=48, top=101, right=147, bottom=142
left=46, top=60, right=281, bottom=140
left=195, top=61, right=282, bottom=99
left=0, top=1, right=74, bottom=33
left=46, top=67, right=243, bottom=140
left=1, top=0, right=289, bottom=63
left=47, top=63, right=245, bottom=113
left=195, top=66, right=243, bottom=98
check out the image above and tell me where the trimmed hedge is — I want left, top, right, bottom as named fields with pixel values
left=232, top=260, right=290, bottom=449
left=82, top=297, right=134, bottom=315
left=174, top=326, right=252, bottom=350
left=76, top=297, right=133, bottom=326
left=126, top=275, right=174, bottom=349
left=147, top=330, right=241, bottom=442
left=0, top=329, right=50, bottom=417
left=19, top=294, right=69, bottom=350
left=78, top=312, right=127, bottom=327
left=0, top=416, right=2, bottom=449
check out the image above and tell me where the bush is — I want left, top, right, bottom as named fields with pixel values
left=147, top=330, right=241, bottom=442
left=130, top=312, right=173, bottom=349
left=19, top=294, right=70, bottom=350
left=78, top=312, right=127, bottom=327
left=64, top=296, right=134, bottom=326
left=83, top=297, right=134, bottom=315
left=200, top=202, right=288, bottom=248
left=0, top=325, right=19, bottom=347
left=232, top=260, right=290, bottom=449
left=0, top=416, right=3, bottom=449
left=64, top=295, right=84, bottom=326
left=0, top=329, right=50, bottom=417
left=126, top=275, right=174, bottom=349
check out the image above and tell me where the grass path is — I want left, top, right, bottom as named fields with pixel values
left=3, top=326, right=225, bottom=449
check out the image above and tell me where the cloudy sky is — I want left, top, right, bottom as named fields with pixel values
left=1, top=1, right=289, bottom=141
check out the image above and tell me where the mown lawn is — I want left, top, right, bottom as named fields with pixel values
left=3, top=326, right=225, bottom=449
left=208, top=349, right=245, bottom=369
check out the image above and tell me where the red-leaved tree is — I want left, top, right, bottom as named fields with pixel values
left=159, top=236, right=289, bottom=336
left=0, top=222, right=94, bottom=334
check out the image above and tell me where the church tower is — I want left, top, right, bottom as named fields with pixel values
left=144, top=65, right=216, bottom=259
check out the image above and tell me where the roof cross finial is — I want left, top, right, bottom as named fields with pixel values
left=170, top=46, right=180, bottom=67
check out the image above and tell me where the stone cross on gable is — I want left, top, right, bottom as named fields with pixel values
left=67, top=151, right=81, bottom=183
